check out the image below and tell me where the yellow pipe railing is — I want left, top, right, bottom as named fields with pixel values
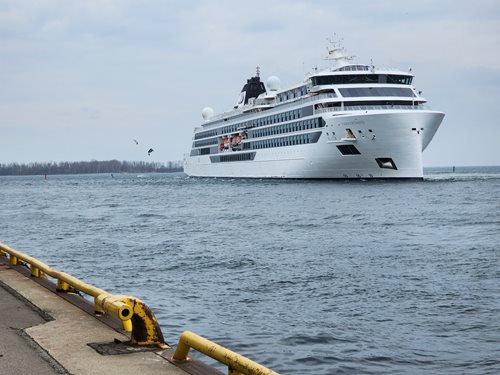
left=1, top=242, right=280, bottom=373
left=173, top=331, right=280, bottom=375
left=0, top=242, right=165, bottom=348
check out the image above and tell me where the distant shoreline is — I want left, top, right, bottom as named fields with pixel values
left=0, top=160, right=183, bottom=176
left=1, top=162, right=498, bottom=177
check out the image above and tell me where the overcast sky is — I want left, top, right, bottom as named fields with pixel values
left=1, top=0, right=499, bottom=167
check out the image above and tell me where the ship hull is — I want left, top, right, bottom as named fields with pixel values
left=184, top=110, right=444, bottom=179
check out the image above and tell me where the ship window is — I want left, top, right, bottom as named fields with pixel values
left=339, top=87, right=414, bottom=97
left=311, top=74, right=413, bottom=86
left=337, top=145, right=361, bottom=155
left=211, top=152, right=256, bottom=163
left=387, top=75, right=413, bottom=85
left=376, top=157, right=398, bottom=170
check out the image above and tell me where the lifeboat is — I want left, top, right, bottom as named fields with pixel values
left=232, top=135, right=241, bottom=145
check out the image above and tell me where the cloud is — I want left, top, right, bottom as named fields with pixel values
left=0, top=0, right=499, bottom=165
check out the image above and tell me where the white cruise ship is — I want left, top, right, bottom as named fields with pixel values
left=184, top=42, right=444, bottom=179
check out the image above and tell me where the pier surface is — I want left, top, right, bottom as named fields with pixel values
left=0, top=262, right=191, bottom=375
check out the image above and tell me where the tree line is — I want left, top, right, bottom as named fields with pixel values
left=0, top=160, right=184, bottom=176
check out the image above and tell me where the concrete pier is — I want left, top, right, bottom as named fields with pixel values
left=0, top=261, right=217, bottom=375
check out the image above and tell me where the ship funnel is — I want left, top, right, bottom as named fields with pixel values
left=234, top=71, right=267, bottom=108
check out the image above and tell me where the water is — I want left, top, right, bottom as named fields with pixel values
left=1, top=167, right=499, bottom=374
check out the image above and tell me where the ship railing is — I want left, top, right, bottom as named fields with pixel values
left=333, top=65, right=407, bottom=73
left=335, top=65, right=370, bottom=72
left=274, top=92, right=337, bottom=107
left=315, top=104, right=428, bottom=114
left=205, top=93, right=337, bottom=123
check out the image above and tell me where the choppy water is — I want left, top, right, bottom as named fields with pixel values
left=1, top=167, right=499, bottom=374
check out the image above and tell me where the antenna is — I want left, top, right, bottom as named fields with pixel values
left=326, top=33, right=344, bottom=49
left=323, top=35, right=354, bottom=70
left=256, top=66, right=260, bottom=77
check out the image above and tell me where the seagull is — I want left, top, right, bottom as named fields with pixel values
left=147, top=148, right=154, bottom=156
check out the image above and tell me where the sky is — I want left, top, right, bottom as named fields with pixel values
left=1, top=0, right=499, bottom=167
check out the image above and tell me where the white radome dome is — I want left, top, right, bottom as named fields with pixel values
left=266, top=76, right=281, bottom=91
left=201, top=107, right=214, bottom=120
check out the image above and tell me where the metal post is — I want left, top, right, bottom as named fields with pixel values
left=30, top=265, right=40, bottom=277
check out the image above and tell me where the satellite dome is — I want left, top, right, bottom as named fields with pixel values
left=266, top=76, right=281, bottom=91
left=201, top=107, right=214, bottom=120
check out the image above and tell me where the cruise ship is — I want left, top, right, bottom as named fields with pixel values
left=184, top=42, right=444, bottom=179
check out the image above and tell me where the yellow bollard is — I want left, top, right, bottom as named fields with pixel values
left=121, top=296, right=166, bottom=347
left=94, top=294, right=165, bottom=347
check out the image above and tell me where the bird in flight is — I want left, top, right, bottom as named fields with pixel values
left=133, top=139, right=139, bottom=145
left=148, top=148, right=154, bottom=156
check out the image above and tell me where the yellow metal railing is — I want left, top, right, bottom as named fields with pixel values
left=173, top=331, right=280, bottom=375
left=0, top=242, right=165, bottom=348
left=1, top=242, right=280, bottom=373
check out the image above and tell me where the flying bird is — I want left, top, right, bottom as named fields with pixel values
left=148, top=148, right=154, bottom=156
left=133, top=139, right=139, bottom=145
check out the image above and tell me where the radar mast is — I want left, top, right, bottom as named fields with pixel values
left=325, top=35, right=354, bottom=70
